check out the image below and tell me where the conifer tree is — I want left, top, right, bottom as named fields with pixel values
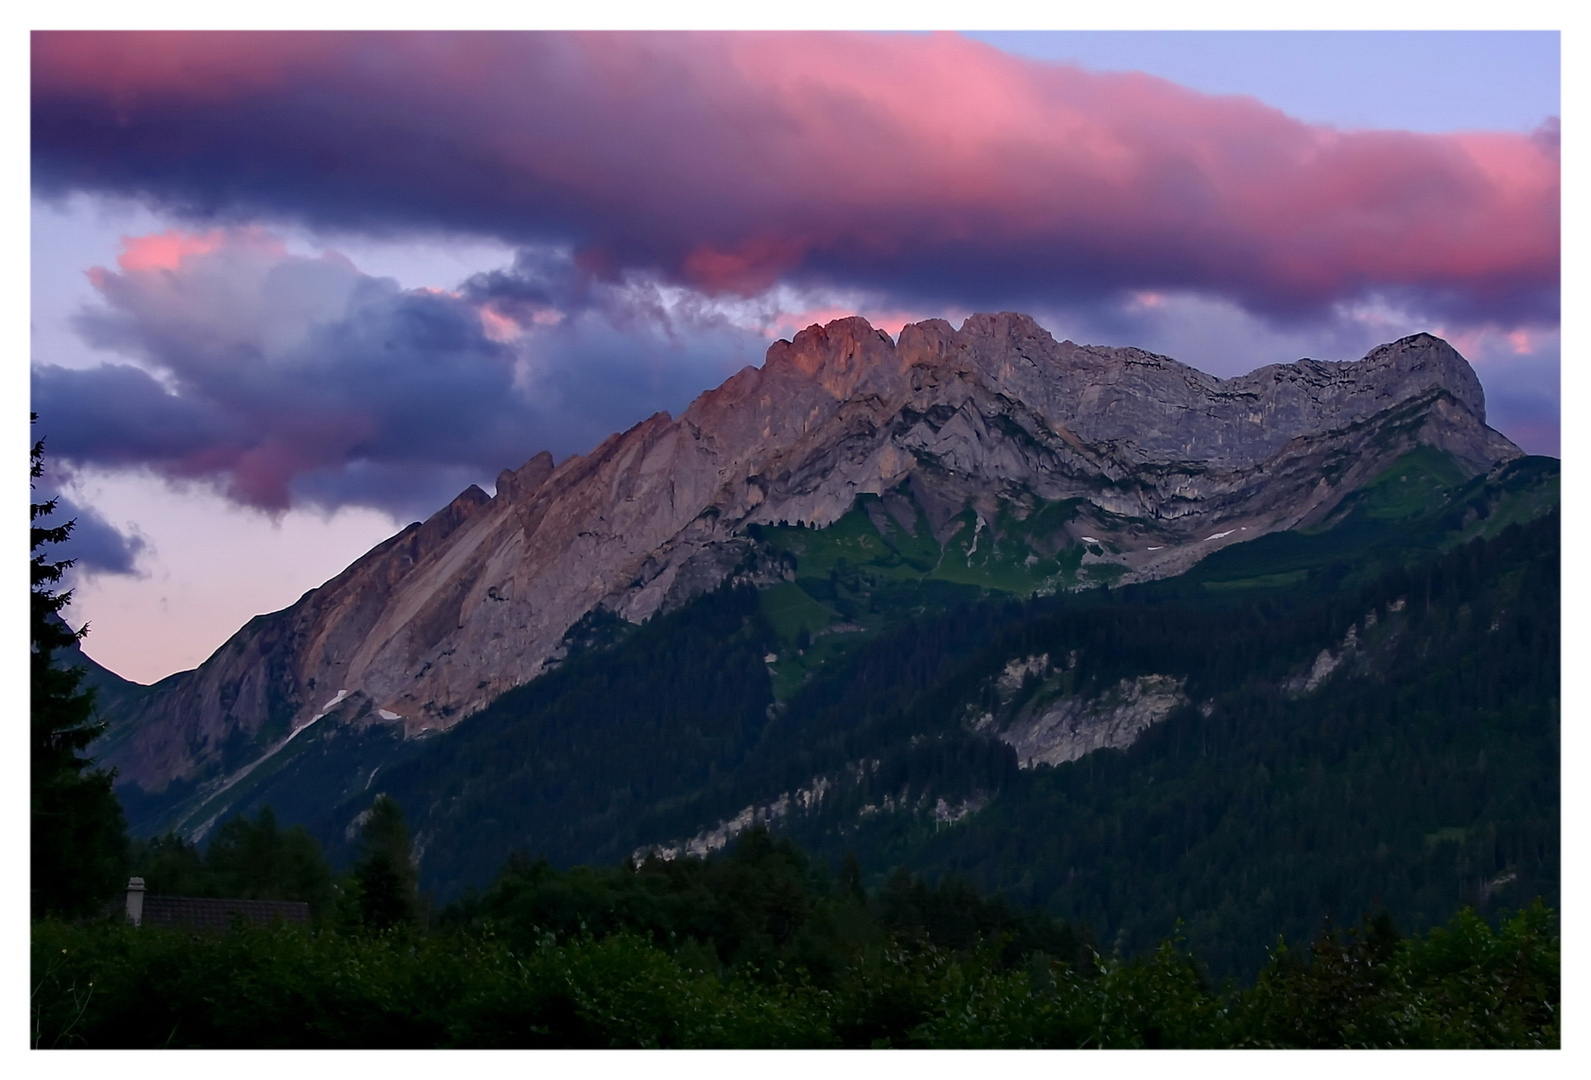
left=31, top=417, right=128, bottom=917
left=353, top=794, right=421, bottom=930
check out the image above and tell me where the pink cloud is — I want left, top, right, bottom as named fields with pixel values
left=115, top=228, right=230, bottom=272
left=50, top=227, right=528, bottom=512
left=478, top=306, right=521, bottom=342
left=33, top=31, right=1558, bottom=327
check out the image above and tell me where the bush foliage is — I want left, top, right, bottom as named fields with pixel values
left=33, top=829, right=1557, bottom=1049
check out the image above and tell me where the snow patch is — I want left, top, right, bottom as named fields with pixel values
left=377, top=709, right=402, bottom=721
left=1205, top=530, right=1236, bottom=541
left=965, top=513, right=986, bottom=564
left=186, top=692, right=348, bottom=840
left=311, top=690, right=349, bottom=721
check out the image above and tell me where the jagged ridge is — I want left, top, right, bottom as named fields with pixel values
left=98, top=313, right=1520, bottom=797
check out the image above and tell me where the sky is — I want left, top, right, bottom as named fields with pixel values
left=25, top=26, right=1563, bottom=686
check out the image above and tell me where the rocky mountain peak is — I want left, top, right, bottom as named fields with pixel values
left=1360, top=332, right=1489, bottom=419
left=955, top=309, right=1056, bottom=350
left=494, top=450, right=554, bottom=504
left=762, top=316, right=905, bottom=402
left=894, top=317, right=959, bottom=368
left=98, top=313, right=1523, bottom=800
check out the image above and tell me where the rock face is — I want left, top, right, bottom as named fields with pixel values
left=979, top=672, right=1191, bottom=769
left=100, top=314, right=1521, bottom=794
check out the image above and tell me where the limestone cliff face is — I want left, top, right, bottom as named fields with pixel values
left=977, top=672, right=1192, bottom=769
left=100, top=314, right=1520, bottom=793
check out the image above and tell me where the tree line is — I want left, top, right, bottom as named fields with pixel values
left=33, top=820, right=1559, bottom=1048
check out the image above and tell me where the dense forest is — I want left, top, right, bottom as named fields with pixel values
left=777, top=504, right=1561, bottom=977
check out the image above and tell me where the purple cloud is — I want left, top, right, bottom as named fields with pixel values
left=33, top=229, right=765, bottom=515
left=29, top=489, right=147, bottom=580
left=32, top=32, right=1558, bottom=330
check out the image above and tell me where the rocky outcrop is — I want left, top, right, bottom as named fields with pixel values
left=633, top=773, right=839, bottom=863
left=99, top=314, right=1521, bottom=794
left=979, top=673, right=1191, bottom=769
left=630, top=764, right=992, bottom=864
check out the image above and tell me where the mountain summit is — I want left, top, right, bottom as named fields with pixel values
left=99, top=313, right=1519, bottom=799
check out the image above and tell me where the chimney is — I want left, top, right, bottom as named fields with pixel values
left=125, top=877, right=146, bottom=927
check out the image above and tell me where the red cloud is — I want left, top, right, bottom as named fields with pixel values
left=33, top=31, right=1558, bottom=324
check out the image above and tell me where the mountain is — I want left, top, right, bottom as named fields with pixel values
left=47, top=613, right=143, bottom=716
left=96, top=313, right=1522, bottom=827
left=128, top=450, right=1551, bottom=985
left=735, top=503, right=1560, bottom=979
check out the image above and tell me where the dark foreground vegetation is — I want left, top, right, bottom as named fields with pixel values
left=33, top=827, right=1558, bottom=1049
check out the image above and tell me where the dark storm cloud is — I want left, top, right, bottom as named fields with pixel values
left=31, top=31, right=1559, bottom=330
left=34, top=231, right=763, bottom=516
left=32, top=362, right=234, bottom=467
